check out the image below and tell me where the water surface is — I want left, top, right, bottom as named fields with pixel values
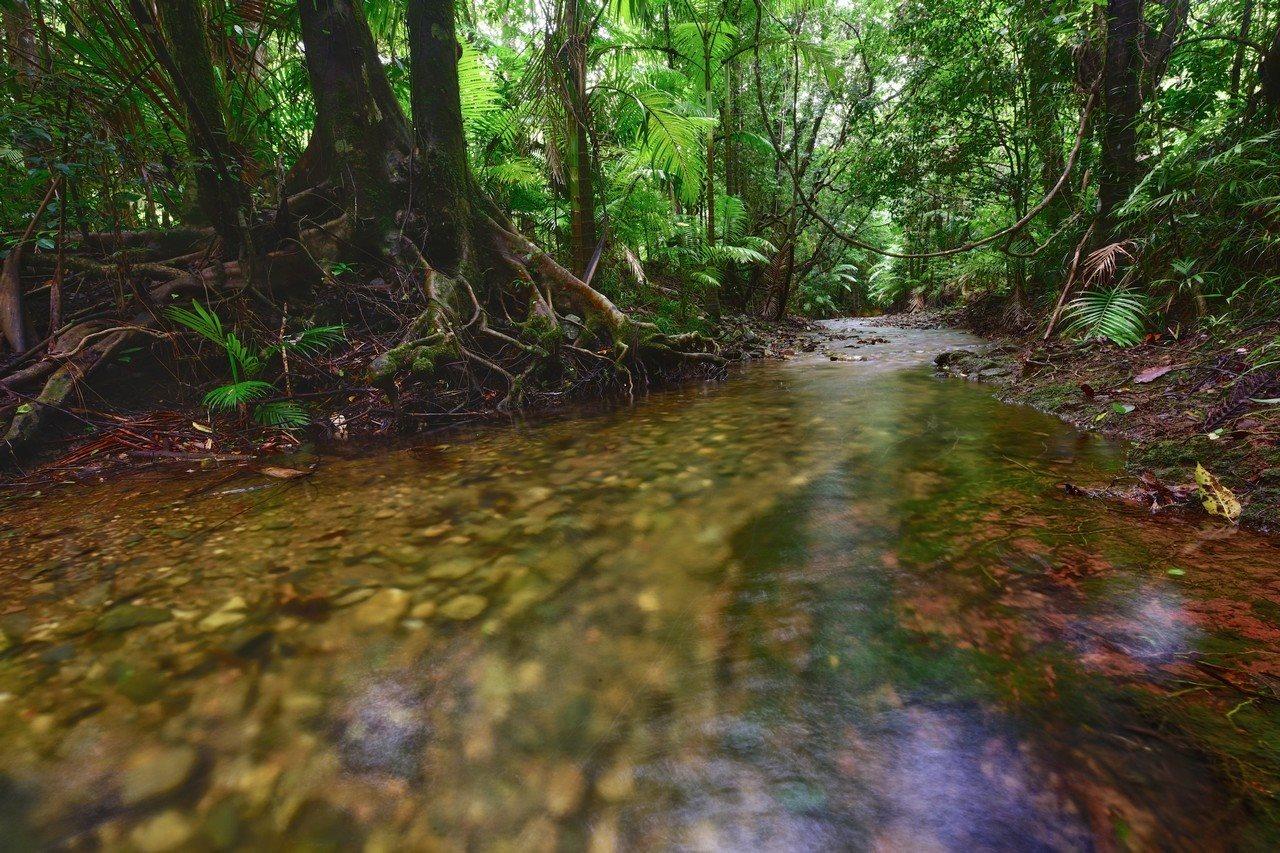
left=2, top=321, right=1279, bottom=850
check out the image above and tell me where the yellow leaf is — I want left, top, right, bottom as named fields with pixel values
left=1194, top=463, right=1241, bottom=522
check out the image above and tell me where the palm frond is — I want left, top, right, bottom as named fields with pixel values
left=268, top=324, right=345, bottom=357
left=1062, top=285, right=1148, bottom=347
left=203, top=380, right=275, bottom=411
left=165, top=300, right=227, bottom=346
left=254, top=400, right=310, bottom=428
left=1081, top=240, right=1137, bottom=288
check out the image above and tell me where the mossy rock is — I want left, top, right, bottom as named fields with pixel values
left=1024, top=382, right=1081, bottom=412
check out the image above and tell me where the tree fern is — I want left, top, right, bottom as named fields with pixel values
left=1062, top=285, right=1148, bottom=347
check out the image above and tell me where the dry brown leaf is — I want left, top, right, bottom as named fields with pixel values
left=1134, top=365, right=1174, bottom=384
left=259, top=466, right=311, bottom=480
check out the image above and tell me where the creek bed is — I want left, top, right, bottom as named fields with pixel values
left=1, top=321, right=1278, bottom=849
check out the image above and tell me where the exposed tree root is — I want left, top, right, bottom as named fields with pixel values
left=0, top=187, right=724, bottom=469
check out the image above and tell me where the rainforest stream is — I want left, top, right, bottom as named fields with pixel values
left=1, top=321, right=1279, bottom=851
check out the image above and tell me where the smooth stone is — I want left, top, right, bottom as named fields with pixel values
left=596, top=763, right=634, bottom=802
left=130, top=810, right=194, bottom=852
left=438, top=594, right=488, bottom=621
left=545, top=763, right=586, bottom=817
left=97, top=604, right=171, bottom=633
left=199, top=610, right=247, bottom=631
left=333, top=588, right=375, bottom=607
left=409, top=601, right=437, bottom=619
left=109, top=661, right=165, bottom=704
left=351, top=588, right=410, bottom=628
left=121, top=744, right=199, bottom=806
left=427, top=559, right=477, bottom=581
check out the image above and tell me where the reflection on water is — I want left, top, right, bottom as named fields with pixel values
left=1, top=322, right=1279, bottom=850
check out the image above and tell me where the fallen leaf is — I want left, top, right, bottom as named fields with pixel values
left=1134, top=365, right=1174, bottom=384
left=259, top=466, right=310, bottom=480
left=1194, top=463, right=1242, bottom=522
left=192, top=422, right=213, bottom=434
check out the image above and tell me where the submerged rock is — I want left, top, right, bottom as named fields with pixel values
left=438, top=594, right=488, bottom=621
left=351, top=588, right=410, bottom=628
left=199, top=597, right=248, bottom=631
left=97, top=604, right=171, bottom=633
left=427, top=558, right=477, bottom=581
left=545, top=763, right=586, bottom=817
left=120, top=744, right=199, bottom=806
left=130, top=810, right=194, bottom=852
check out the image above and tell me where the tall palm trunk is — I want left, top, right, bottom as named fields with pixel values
left=561, top=0, right=597, bottom=277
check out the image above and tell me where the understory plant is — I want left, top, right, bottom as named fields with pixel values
left=165, top=301, right=344, bottom=428
left=1061, top=284, right=1148, bottom=347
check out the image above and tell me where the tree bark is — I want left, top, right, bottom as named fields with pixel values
left=407, top=0, right=474, bottom=275
left=1229, top=0, right=1254, bottom=102
left=3, top=0, right=39, bottom=85
left=561, top=0, right=597, bottom=277
left=298, top=0, right=411, bottom=251
left=140, top=0, right=250, bottom=254
left=1260, top=19, right=1280, bottom=121
left=1097, top=0, right=1143, bottom=224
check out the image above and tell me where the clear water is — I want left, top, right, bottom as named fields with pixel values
left=1, top=321, right=1278, bottom=850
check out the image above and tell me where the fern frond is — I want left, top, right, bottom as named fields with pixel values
left=706, top=243, right=768, bottom=265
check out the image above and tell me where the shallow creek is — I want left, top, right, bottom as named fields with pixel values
left=1, top=320, right=1280, bottom=850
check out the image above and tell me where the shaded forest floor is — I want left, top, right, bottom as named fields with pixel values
left=892, top=310, right=1280, bottom=531
left=3, top=315, right=817, bottom=487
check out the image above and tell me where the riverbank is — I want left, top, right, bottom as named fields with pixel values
left=889, top=310, right=1280, bottom=530
left=3, top=315, right=819, bottom=487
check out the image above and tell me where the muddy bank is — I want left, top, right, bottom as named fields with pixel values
left=903, top=311, right=1280, bottom=531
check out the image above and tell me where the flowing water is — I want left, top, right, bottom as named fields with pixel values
left=2, top=321, right=1280, bottom=851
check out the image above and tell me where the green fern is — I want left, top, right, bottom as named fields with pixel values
left=706, top=243, right=768, bottom=265
left=1062, top=285, right=1148, bottom=347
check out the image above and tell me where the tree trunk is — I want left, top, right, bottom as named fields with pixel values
left=1097, top=0, right=1143, bottom=225
left=1230, top=0, right=1254, bottom=102
left=138, top=0, right=250, bottom=254
left=1025, top=3, right=1067, bottom=225
left=3, top=0, right=39, bottom=86
left=298, top=0, right=411, bottom=251
left=1260, top=19, right=1280, bottom=121
left=561, top=0, right=597, bottom=277
left=407, top=0, right=473, bottom=275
